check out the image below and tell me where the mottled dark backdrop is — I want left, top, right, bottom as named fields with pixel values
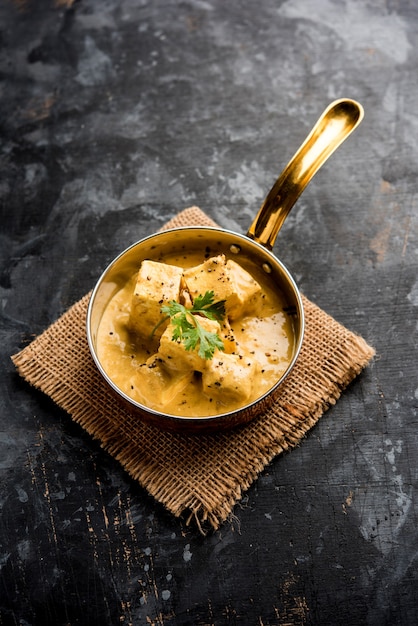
left=1, top=1, right=417, bottom=625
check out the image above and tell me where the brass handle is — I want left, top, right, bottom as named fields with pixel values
left=247, top=98, right=364, bottom=250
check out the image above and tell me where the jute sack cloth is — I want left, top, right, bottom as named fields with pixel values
left=12, top=207, right=375, bottom=531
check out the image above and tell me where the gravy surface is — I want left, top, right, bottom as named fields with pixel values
left=96, top=251, right=296, bottom=417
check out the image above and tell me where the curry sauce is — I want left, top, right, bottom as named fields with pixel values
left=96, top=252, right=296, bottom=417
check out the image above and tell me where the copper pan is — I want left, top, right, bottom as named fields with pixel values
left=87, top=99, right=364, bottom=433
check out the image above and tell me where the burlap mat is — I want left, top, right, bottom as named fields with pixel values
left=12, top=207, right=375, bottom=531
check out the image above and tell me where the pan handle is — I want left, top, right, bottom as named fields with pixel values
left=247, top=98, right=364, bottom=250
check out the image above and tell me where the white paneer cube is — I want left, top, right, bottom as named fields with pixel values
left=183, top=254, right=232, bottom=303
left=225, top=259, right=263, bottom=319
left=182, top=255, right=263, bottom=321
left=201, top=352, right=257, bottom=403
left=129, top=260, right=183, bottom=340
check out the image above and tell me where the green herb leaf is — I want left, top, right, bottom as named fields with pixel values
left=159, top=291, right=226, bottom=359
left=192, top=291, right=226, bottom=321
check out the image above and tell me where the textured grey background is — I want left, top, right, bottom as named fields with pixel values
left=1, top=1, right=417, bottom=624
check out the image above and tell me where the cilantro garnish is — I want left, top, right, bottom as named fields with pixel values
left=153, top=291, right=226, bottom=360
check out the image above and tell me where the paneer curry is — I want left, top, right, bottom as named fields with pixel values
left=96, top=251, right=296, bottom=417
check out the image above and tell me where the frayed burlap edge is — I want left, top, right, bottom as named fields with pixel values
left=11, top=207, right=375, bottom=531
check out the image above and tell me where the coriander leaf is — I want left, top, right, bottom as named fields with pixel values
left=171, top=314, right=193, bottom=342
left=192, top=291, right=215, bottom=309
left=181, top=327, right=199, bottom=353
left=191, top=291, right=226, bottom=321
left=154, top=291, right=226, bottom=359
left=161, top=301, right=183, bottom=317
left=195, top=326, right=225, bottom=359
left=181, top=323, right=223, bottom=359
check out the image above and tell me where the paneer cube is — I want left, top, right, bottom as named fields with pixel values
left=183, top=254, right=232, bottom=304
left=182, top=255, right=263, bottom=321
left=158, top=315, right=223, bottom=372
left=129, top=260, right=183, bottom=340
left=225, top=259, right=263, bottom=319
left=201, top=352, right=257, bottom=404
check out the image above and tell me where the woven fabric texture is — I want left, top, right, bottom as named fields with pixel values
left=12, top=207, right=375, bottom=530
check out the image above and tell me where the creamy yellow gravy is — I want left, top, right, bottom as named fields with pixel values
left=96, top=252, right=296, bottom=417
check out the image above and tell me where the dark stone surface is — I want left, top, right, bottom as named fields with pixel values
left=1, top=0, right=417, bottom=624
